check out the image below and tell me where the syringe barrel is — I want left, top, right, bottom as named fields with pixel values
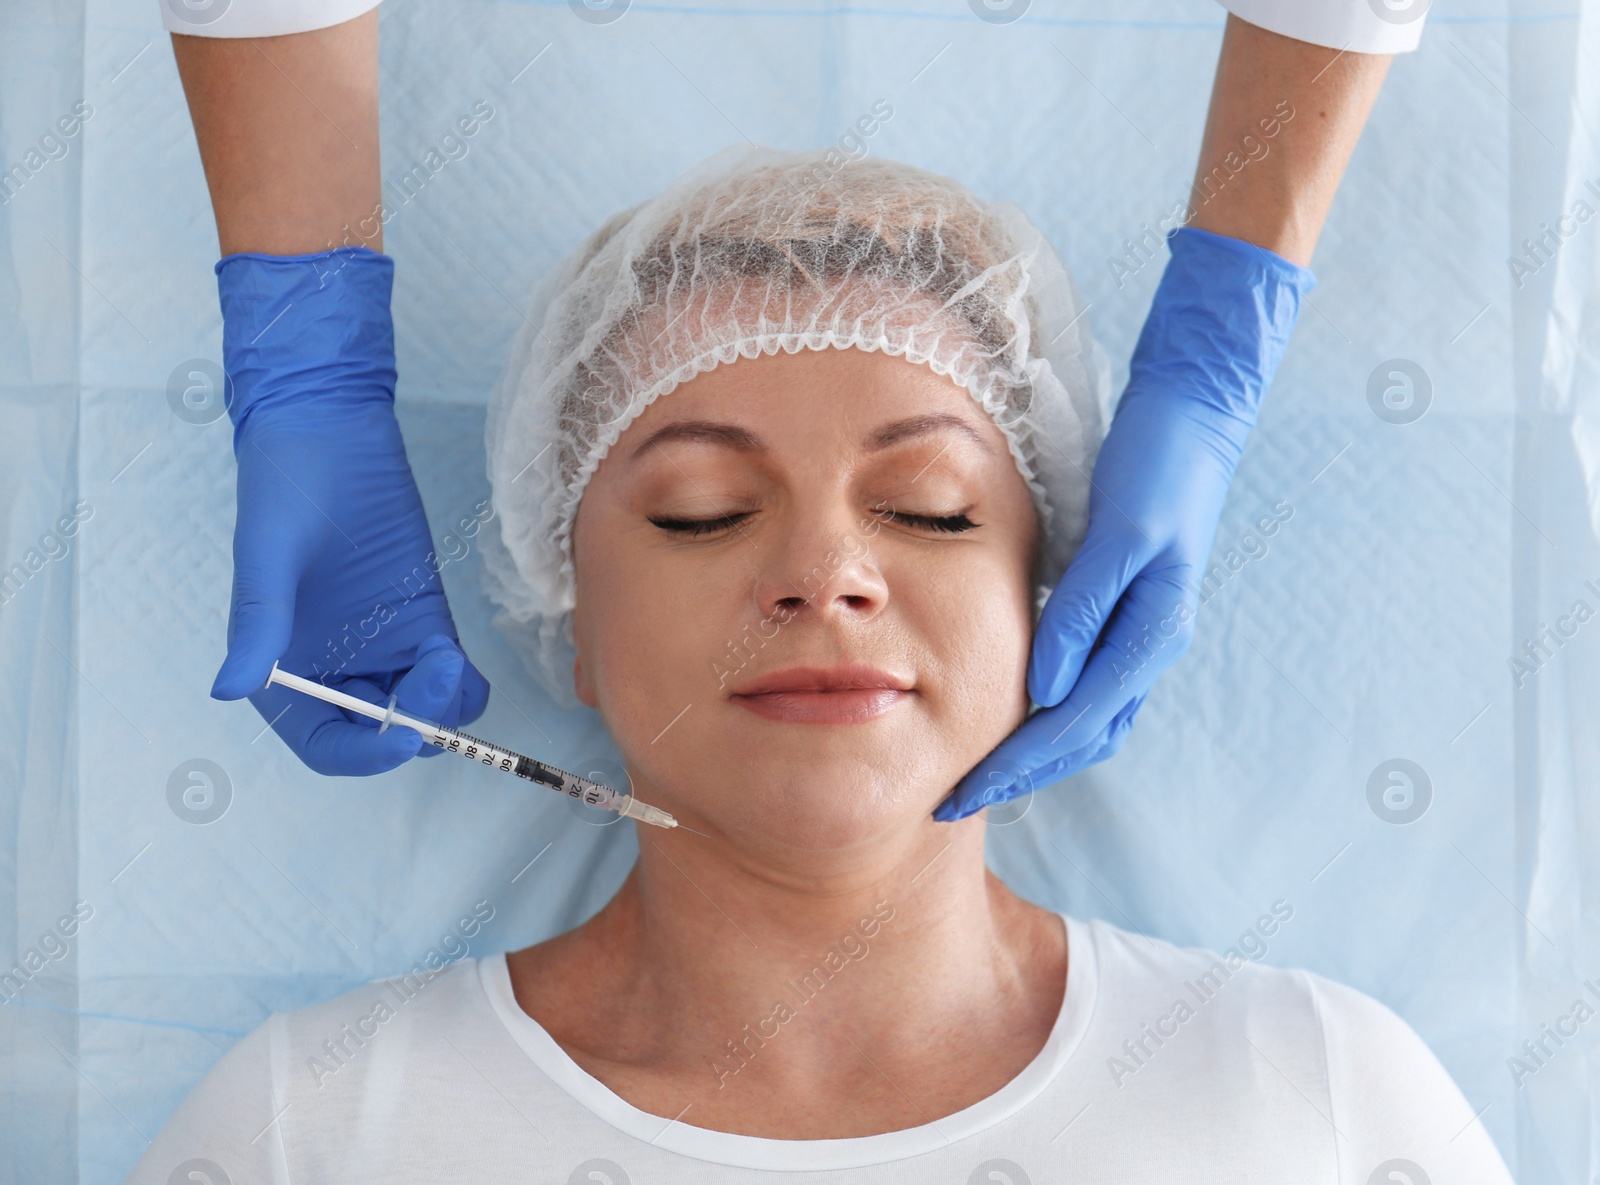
left=423, top=724, right=626, bottom=812
left=265, top=662, right=675, bottom=828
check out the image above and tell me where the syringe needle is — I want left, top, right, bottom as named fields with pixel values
left=262, top=662, right=678, bottom=829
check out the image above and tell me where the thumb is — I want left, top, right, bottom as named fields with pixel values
left=212, top=550, right=299, bottom=701
left=395, top=635, right=467, bottom=758
left=1030, top=520, right=1143, bottom=707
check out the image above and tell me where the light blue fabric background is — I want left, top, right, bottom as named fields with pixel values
left=2, top=1, right=1597, bottom=1181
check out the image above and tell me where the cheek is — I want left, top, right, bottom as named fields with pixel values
left=904, top=546, right=1034, bottom=736
left=573, top=516, right=742, bottom=738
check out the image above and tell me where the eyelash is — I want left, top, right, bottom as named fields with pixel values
left=648, top=510, right=980, bottom=537
left=649, top=513, right=752, bottom=537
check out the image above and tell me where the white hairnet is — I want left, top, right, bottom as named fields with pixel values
left=481, top=143, right=1112, bottom=707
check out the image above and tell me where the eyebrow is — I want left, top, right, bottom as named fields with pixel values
left=626, top=412, right=993, bottom=463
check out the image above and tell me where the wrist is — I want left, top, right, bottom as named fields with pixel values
left=1185, top=208, right=1316, bottom=271
left=216, top=247, right=397, bottom=446
left=1163, top=225, right=1315, bottom=288
left=1121, top=225, right=1316, bottom=428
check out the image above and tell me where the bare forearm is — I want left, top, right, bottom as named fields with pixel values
left=171, top=10, right=381, bottom=256
left=1188, top=14, right=1391, bottom=267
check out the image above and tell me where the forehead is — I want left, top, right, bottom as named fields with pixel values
left=617, top=345, right=1002, bottom=465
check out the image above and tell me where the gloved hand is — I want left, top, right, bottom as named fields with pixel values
left=934, top=226, right=1315, bottom=822
left=210, top=246, right=490, bottom=775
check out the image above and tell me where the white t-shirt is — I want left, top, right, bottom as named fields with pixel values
left=122, top=914, right=1511, bottom=1185
left=158, top=0, right=1428, bottom=54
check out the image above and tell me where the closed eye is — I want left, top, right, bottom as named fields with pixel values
left=648, top=511, right=753, bottom=537
left=649, top=509, right=980, bottom=536
left=885, top=510, right=979, bottom=534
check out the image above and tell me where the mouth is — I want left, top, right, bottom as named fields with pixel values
left=729, top=664, right=914, bottom=725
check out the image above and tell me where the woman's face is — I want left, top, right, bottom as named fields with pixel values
left=569, top=345, right=1039, bottom=851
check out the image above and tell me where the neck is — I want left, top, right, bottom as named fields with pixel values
left=522, top=810, right=1066, bottom=1121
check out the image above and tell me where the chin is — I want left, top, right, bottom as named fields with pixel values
left=690, top=752, right=953, bottom=852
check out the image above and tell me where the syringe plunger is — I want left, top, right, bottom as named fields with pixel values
left=262, top=662, right=677, bottom=829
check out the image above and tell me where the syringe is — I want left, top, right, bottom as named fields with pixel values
left=264, top=662, right=677, bottom=829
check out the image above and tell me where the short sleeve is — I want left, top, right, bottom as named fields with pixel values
left=1217, top=0, right=1429, bottom=54
left=118, top=1014, right=291, bottom=1185
left=1307, top=974, right=1515, bottom=1185
left=158, top=0, right=383, bottom=39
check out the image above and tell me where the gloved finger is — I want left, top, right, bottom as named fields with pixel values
left=250, top=684, right=425, bottom=777
left=932, top=729, right=1096, bottom=821
left=931, top=683, right=1152, bottom=823
left=1087, top=692, right=1144, bottom=765
left=933, top=698, right=1114, bottom=822
left=455, top=654, right=492, bottom=729
left=946, top=651, right=1157, bottom=821
left=1028, top=520, right=1151, bottom=708
left=930, top=719, right=1123, bottom=823
left=414, top=635, right=492, bottom=735
left=1026, top=690, right=1144, bottom=787
left=212, top=523, right=302, bottom=701
left=248, top=641, right=467, bottom=776
left=391, top=634, right=467, bottom=758
left=1029, top=572, right=1194, bottom=756
left=1060, top=691, right=1144, bottom=779
left=376, top=604, right=490, bottom=733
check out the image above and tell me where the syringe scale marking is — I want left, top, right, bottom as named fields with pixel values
left=428, top=725, right=610, bottom=807
left=263, top=662, right=677, bottom=829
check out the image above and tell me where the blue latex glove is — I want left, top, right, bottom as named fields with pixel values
left=210, top=246, right=490, bottom=775
left=934, top=226, right=1316, bottom=822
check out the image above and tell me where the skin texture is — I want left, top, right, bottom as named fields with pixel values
left=1188, top=15, right=1393, bottom=266
left=505, top=347, right=1070, bottom=1138
left=170, top=12, right=1390, bottom=266
left=171, top=11, right=381, bottom=256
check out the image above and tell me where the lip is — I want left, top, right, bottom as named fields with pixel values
left=729, top=664, right=914, bottom=725
left=729, top=664, right=913, bottom=696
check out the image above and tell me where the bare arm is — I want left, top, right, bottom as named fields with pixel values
left=1188, top=13, right=1392, bottom=267
left=170, top=9, right=381, bottom=256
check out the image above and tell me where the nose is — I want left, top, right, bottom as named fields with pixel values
left=753, top=499, right=889, bottom=627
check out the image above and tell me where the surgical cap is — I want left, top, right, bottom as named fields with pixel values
left=480, top=143, right=1112, bottom=706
